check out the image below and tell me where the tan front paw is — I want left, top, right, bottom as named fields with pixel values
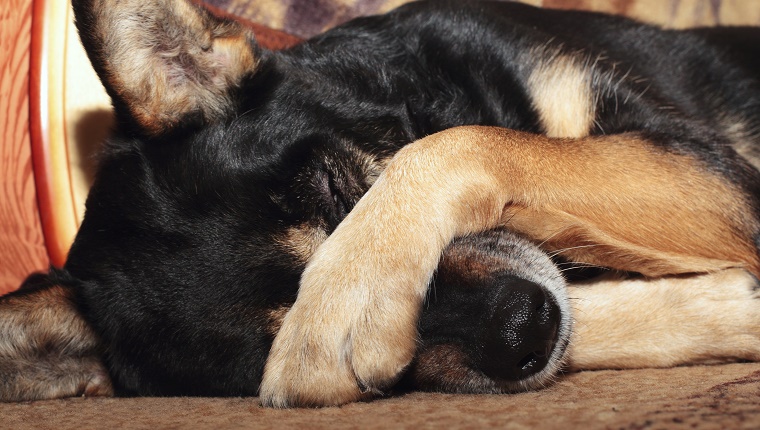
left=257, top=136, right=490, bottom=407
left=258, top=232, right=426, bottom=407
left=258, top=282, right=419, bottom=407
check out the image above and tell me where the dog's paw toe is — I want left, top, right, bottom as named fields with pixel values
left=259, top=300, right=417, bottom=408
left=259, top=359, right=366, bottom=408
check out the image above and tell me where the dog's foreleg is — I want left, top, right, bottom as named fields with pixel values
left=260, top=126, right=760, bottom=407
left=567, top=269, right=760, bottom=370
left=0, top=278, right=113, bottom=401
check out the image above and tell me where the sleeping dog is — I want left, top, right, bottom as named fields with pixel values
left=2, top=0, right=760, bottom=408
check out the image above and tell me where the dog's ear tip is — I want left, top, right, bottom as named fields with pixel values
left=72, top=0, right=259, bottom=137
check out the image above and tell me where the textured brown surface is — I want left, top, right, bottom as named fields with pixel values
left=0, top=0, right=49, bottom=296
left=2, top=363, right=760, bottom=429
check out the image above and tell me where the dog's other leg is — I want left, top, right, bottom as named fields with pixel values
left=567, top=269, right=760, bottom=370
left=0, top=274, right=112, bottom=401
left=261, top=126, right=760, bottom=407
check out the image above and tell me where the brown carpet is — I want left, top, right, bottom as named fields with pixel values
left=4, top=363, right=760, bottom=429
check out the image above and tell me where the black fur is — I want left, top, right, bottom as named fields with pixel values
left=30, top=0, right=760, bottom=396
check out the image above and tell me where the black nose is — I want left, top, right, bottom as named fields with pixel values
left=478, top=276, right=561, bottom=382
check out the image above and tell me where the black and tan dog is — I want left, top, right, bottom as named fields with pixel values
left=2, top=0, right=760, bottom=407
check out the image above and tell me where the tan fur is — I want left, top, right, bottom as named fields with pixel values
left=526, top=52, right=595, bottom=138
left=0, top=285, right=113, bottom=401
left=496, top=132, right=760, bottom=276
left=265, top=305, right=291, bottom=338
left=438, top=245, right=506, bottom=284
left=567, top=269, right=760, bottom=370
left=86, top=0, right=257, bottom=135
left=430, top=127, right=758, bottom=276
left=279, top=224, right=329, bottom=264
left=261, top=139, right=492, bottom=406
left=724, top=118, right=760, bottom=170
left=261, top=126, right=760, bottom=407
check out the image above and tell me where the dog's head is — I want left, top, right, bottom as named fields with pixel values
left=64, top=0, right=394, bottom=395
left=66, top=0, right=570, bottom=397
left=71, top=0, right=399, bottom=277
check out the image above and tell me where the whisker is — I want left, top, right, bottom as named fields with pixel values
left=555, top=261, right=606, bottom=268
left=547, top=244, right=600, bottom=258
left=558, top=264, right=608, bottom=273
left=536, top=228, right=566, bottom=248
left=502, top=206, right=526, bottom=227
left=229, top=107, right=258, bottom=129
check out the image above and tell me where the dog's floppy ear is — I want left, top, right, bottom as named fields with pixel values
left=72, top=0, right=258, bottom=137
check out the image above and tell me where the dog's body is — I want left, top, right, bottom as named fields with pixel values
left=2, top=0, right=760, bottom=407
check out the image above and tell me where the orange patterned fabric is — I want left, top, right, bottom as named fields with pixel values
left=205, top=0, right=760, bottom=39
left=0, top=0, right=49, bottom=295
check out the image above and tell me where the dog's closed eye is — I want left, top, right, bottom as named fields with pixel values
left=312, top=166, right=353, bottom=229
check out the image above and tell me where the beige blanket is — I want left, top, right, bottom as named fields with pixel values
left=5, top=363, right=760, bottom=428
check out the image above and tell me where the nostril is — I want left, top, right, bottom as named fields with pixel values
left=535, top=299, right=545, bottom=312
left=517, top=351, right=540, bottom=372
